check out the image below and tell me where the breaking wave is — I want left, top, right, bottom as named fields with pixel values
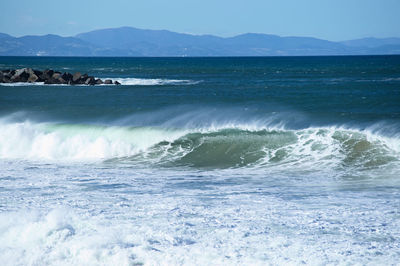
left=111, top=77, right=200, bottom=86
left=0, top=116, right=398, bottom=171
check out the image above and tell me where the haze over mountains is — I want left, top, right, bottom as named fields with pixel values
left=1, top=27, right=400, bottom=56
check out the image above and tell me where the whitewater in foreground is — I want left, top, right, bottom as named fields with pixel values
left=0, top=56, right=399, bottom=265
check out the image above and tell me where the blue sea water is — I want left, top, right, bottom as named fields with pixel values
left=0, top=56, right=400, bottom=265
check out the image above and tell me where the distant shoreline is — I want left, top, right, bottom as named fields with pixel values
left=1, top=27, right=399, bottom=56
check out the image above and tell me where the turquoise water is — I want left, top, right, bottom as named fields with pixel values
left=0, top=56, right=400, bottom=265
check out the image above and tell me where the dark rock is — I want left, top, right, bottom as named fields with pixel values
left=73, top=73, right=88, bottom=84
left=45, top=77, right=64, bottom=84
left=61, top=72, right=73, bottom=82
left=0, top=72, right=5, bottom=83
left=33, top=69, right=43, bottom=77
left=33, top=70, right=44, bottom=82
left=40, top=69, right=54, bottom=81
left=84, top=76, right=96, bottom=85
left=11, top=68, right=31, bottom=82
left=3, top=72, right=12, bottom=79
left=24, top=68, right=39, bottom=83
left=44, top=69, right=54, bottom=76
left=104, top=79, right=113, bottom=84
left=114, top=80, right=121, bottom=85
left=72, top=72, right=82, bottom=83
left=2, top=69, right=15, bottom=76
left=44, top=79, right=55, bottom=84
left=1, top=71, right=11, bottom=83
left=1, top=68, right=105, bottom=86
left=46, top=72, right=66, bottom=84
left=2, top=76, right=11, bottom=83
left=27, top=73, right=39, bottom=83
left=52, top=73, right=61, bottom=80
left=1, top=71, right=6, bottom=83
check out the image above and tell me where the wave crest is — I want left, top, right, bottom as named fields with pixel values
left=0, top=119, right=398, bottom=170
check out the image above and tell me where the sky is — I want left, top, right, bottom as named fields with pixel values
left=0, top=0, right=399, bottom=41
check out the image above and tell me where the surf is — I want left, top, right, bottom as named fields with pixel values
left=0, top=116, right=398, bottom=171
left=0, top=77, right=199, bottom=86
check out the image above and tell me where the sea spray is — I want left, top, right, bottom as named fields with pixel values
left=0, top=117, right=398, bottom=171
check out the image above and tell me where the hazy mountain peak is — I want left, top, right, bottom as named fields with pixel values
left=1, top=27, right=399, bottom=56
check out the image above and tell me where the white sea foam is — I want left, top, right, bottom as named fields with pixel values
left=111, top=77, right=200, bottom=86
left=0, top=117, right=398, bottom=171
left=1, top=167, right=399, bottom=265
left=0, top=82, right=46, bottom=86
left=0, top=78, right=199, bottom=86
left=0, top=121, right=187, bottom=160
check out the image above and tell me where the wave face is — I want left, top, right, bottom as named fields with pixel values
left=0, top=117, right=398, bottom=172
left=149, top=128, right=399, bottom=170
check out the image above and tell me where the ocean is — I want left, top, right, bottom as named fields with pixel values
left=0, top=56, right=399, bottom=265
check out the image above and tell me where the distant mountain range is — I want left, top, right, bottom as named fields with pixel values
left=1, top=27, right=400, bottom=56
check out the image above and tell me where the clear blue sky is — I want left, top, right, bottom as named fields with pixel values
left=1, top=0, right=399, bottom=41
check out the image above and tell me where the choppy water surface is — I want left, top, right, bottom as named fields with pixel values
left=0, top=56, right=400, bottom=265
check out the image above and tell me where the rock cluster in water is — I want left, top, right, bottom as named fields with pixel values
left=0, top=68, right=120, bottom=85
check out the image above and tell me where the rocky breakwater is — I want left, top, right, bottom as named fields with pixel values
left=0, top=68, right=121, bottom=85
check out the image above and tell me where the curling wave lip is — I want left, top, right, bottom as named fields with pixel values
left=0, top=119, right=398, bottom=171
